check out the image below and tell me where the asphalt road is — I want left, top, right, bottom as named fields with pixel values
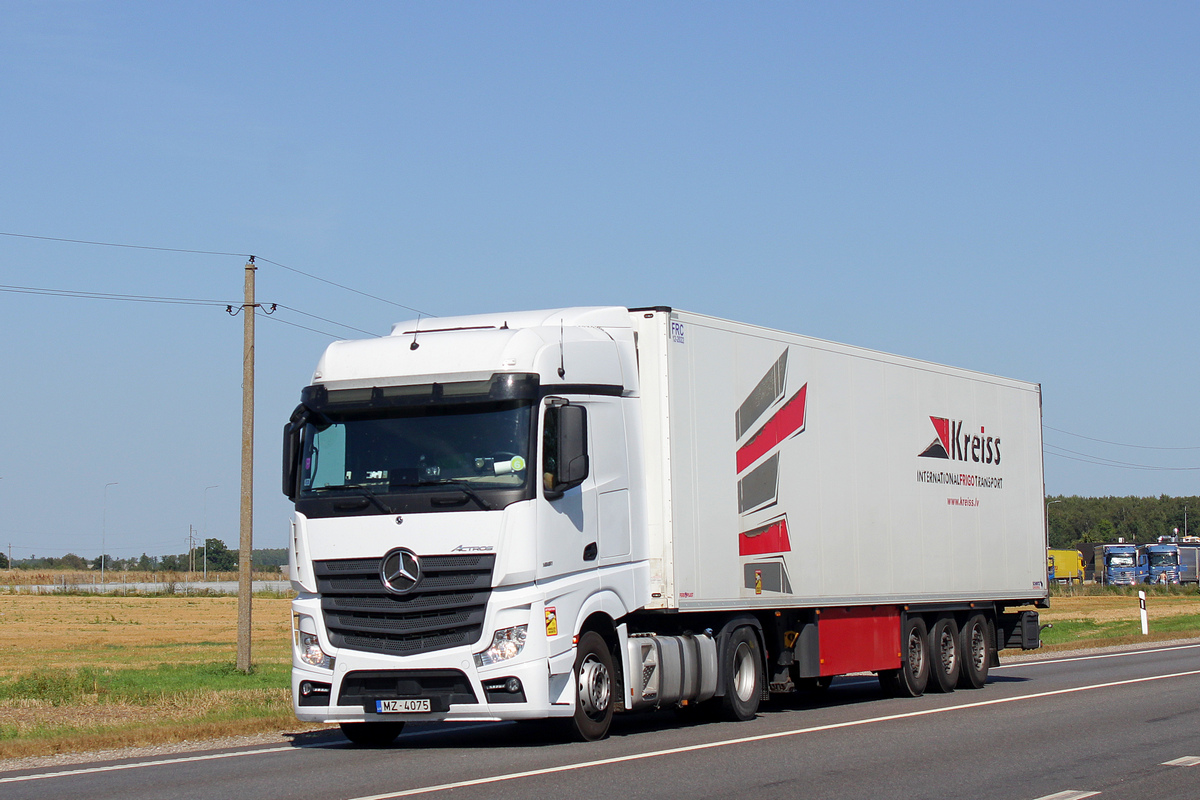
left=4, top=642, right=1199, bottom=800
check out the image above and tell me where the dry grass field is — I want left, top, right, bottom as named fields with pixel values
left=0, top=594, right=316, bottom=759
left=0, top=589, right=1197, bottom=759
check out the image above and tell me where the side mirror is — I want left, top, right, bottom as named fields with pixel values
left=545, top=402, right=589, bottom=498
left=282, top=405, right=305, bottom=500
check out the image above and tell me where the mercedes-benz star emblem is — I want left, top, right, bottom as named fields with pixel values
left=380, top=548, right=421, bottom=595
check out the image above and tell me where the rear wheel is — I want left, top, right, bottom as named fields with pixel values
left=956, top=613, right=991, bottom=689
left=339, top=721, right=405, bottom=747
left=719, top=626, right=762, bottom=721
left=568, top=631, right=615, bottom=741
left=884, top=616, right=930, bottom=697
left=927, top=617, right=960, bottom=693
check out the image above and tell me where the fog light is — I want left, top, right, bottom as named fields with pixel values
left=504, top=677, right=521, bottom=694
left=474, top=625, right=528, bottom=667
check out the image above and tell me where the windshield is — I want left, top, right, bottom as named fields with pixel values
left=1108, top=554, right=1135, bottom=567
left=299, top=400, right=534, bottom=498
left=1149, top=553, right=1178, bottom=567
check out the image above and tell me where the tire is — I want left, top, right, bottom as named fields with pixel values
left=956, top=613, right=991, bottom=689
left=887, top=616, right=930, bottom=697
left=568, top=631, right=615, bottom=741
left=339, top=721, right=405, bottom=747
left=927, top=616, right=960, bottom=693
left=719, top=626, right=762, bottom=721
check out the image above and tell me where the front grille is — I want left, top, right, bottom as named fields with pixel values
left=315, top=554, right=495, bottom=658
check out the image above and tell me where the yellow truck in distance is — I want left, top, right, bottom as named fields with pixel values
left=1047, top=548, right=1085, bottom=584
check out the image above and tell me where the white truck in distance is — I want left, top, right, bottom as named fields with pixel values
left=283, top=307, right=1047, bottom=744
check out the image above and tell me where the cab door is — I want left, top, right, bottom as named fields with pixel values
left=536, top=396, right=600, bottom=585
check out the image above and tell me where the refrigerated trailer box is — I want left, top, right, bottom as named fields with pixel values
left=284, top=307, right=1047, bottom=744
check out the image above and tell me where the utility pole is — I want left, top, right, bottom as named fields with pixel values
left=237, top=257, right=256, bottom=673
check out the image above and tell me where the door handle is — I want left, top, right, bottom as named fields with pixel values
left=583, top=542, right=598, bottom=562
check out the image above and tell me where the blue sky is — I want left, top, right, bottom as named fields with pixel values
left=2, top=2, right=1197, bottom=561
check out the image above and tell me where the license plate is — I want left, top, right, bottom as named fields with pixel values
left=375, top=698, right=431, bottom=713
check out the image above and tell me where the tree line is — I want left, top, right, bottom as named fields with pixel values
left=1047, top=494, right=1198, bottom=549
left=1, top=540, right=288, bottom=573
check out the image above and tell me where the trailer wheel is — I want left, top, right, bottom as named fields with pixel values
left=927, top=617, right=960, bottom=693
left=956, top=613, right=991, bottom=689
left=339, top=721, right=405, bottom=747
left=568, top=631, right=615, bottom=741
left=719, top=626, right=762, bottom=721
left=884, top=616, right=930, bottom=697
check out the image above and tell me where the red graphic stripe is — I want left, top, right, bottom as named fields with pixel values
left=736, top=384, right=807, bottom=474
left=739, top=517, right=791, bottom=556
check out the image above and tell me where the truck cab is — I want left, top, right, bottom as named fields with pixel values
left=1139, top=543, right=1181, bottom=585
left=1096, top=544, right=1142, bottom=586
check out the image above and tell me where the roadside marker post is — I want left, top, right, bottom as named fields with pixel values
left=1139, top=590, right=1148, bottom=635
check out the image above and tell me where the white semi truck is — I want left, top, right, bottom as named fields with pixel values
left=283, top=307, right=1047, bottom=744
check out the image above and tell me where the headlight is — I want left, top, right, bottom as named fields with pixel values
left=293, top=613, right=335, bottom=670
left=474, top=625, right=528, bottom=667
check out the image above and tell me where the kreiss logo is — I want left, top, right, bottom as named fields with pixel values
left=919, top=417, right=1001, bottom=465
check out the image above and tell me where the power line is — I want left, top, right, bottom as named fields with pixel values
left=1043, top=424, right=1200, bottom=451
left=0, top=283, right=235, bottom=306
left=272, top=304, right=378, bottom=336
left=1043, top=443, right=1200, bottom=471
left=0, top=231, right=247, bottom=258
left=255, top=256, right=435, bottom=317
left=2, top=282, right=378, bottom=338
left=1, top=230, right=436, bottom=317
left=256, top=308, right=350, bottom=339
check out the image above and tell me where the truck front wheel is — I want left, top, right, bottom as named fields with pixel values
left=569, top=631, right=614, bottom=741
left=719, top=626, right=762, bottom=721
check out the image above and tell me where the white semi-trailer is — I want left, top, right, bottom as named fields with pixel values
left=283, top=307, right=1047, bottom=744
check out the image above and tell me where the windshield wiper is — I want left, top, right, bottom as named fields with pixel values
left=411, top=479, right=494, bottom=510
left=313, top=484, right=395, bottom=513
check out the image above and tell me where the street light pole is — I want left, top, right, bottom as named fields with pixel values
left=204, top=485, right=219, bottom=582
left=102, top=482, right=118, bottom=588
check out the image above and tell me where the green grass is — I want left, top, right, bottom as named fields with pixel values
left=1040, top=612, right=1200, bottom=647
left=0, top=661, right=290, bottom=706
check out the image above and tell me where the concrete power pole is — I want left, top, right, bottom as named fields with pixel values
left=237, top=257, right=256, bottom=673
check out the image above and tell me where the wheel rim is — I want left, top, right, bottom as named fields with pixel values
left=936, top=627, right=956, bottom=674
left=968, top=623, right=987, bottom=672
left=577, top=654, right=611, bottom=719
left=732, top=641, right=757, bottom=702
left=906, top=629, right=925, bottom=675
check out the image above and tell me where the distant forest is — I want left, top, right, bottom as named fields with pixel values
left=1047, top=494, right=1198, bottom=549
left=2, top=541, right=288, bottom=573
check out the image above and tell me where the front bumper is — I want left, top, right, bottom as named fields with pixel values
left=291, top=591, right=574, bottom=724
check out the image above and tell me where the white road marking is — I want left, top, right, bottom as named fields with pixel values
left=0, top=722, right=505, bottom=785
left=1162, top=755, right=1200, bottom=767
left=994, top=643, right=1200, bottom=670
left=342, top=667, right=1200, bottom=799
left=0, top=745, right=301, bottom=784
left=1031, top=791, right=1100, bottom=800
